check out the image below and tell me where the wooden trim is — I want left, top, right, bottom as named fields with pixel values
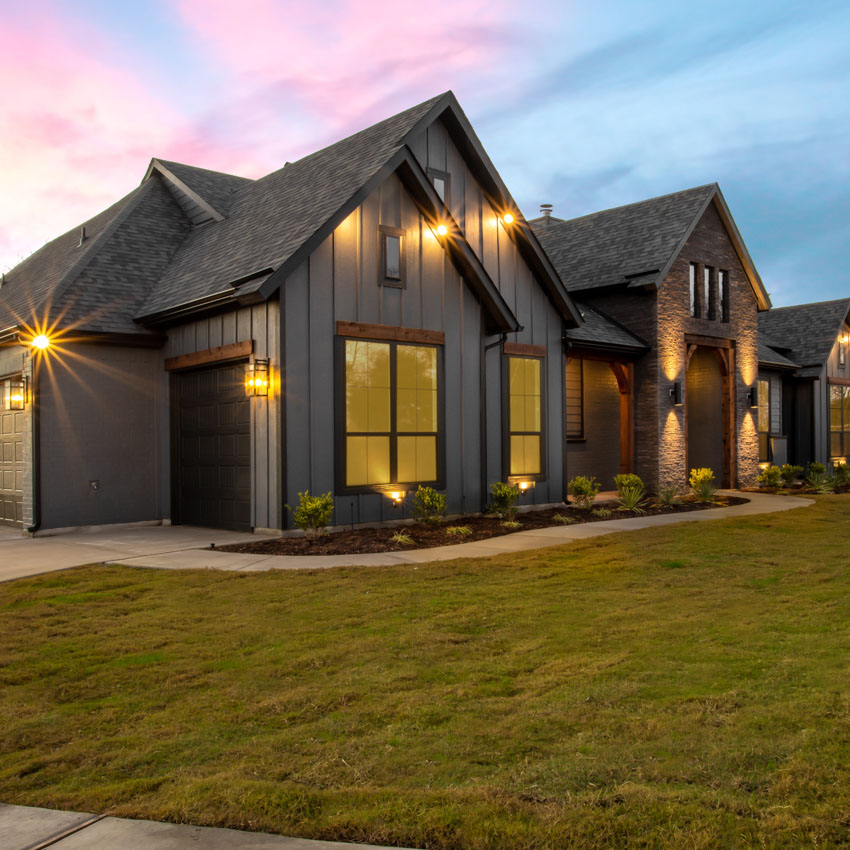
left=684, top=333, right=733, bottom=349
left=335, top=320, right=445, bottom=346
left=609, top=362, right=634, bottom=474
left=504, top=342, right=546, bottom=357
left=164, top=340, right=253, bottom=372
left=563, top=347, right=635, bottom=364
left=828, top=377, right=850, bottom=387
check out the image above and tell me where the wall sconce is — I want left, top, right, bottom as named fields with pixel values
left=386, top=490, right=405, bottom=507
left=669, top=381, right=682, bottom=406
left=435, top=223, right=448, bottom=237
left=517, top=480, right=533, bottom=492
left=5, top=378, right=27, bottom=410
left=502, top=212, right=515, bottom=225
left=747, top=385, right=758, bottom=408
left=245, top=358, right=271, bottom=397
left=31, top=335, right=51, bottom=350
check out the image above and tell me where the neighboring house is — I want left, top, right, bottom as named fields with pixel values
left=758, top=298, right=850, bottom=468
left=0, top=92, right=591, bottom=533
left=532, top=184, right=771, bottom=490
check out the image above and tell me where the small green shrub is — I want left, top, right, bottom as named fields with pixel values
left=552, top=513, right=576, bottom=525
left=411, top=485, right=447, bottom=526
left=569, top=475, right=601, bottom=510
left=286, top=490, right=334, bottom=537
left=756, top=465, right=782, bottom=491
left=656, top=485, right=682, bottom=509
left=614, top=474, right=646, bottom=513
left=689, top=468, right=717, bottom=503
left=833, top=462, right=850, bottom=488
left=780, top=464, right=803, bottom=488
left=613, top=473, right=643, bottom=496
left=445, top=525, right=473, bottom=537
left=390, top=530, right=414, bottom=546
left=501, top=520, right=522, bottom=530
left=490, top=481, right=520, bottom=520
left=806, top=463, right=833, bottom=493
left=591, top=507, right=612, bottom=518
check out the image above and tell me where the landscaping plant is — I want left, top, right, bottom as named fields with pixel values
left=411, top=485, right=447, bottom=526
left=756, top=464, right=782, bottom=491
left=569, top=475, right=601, bottom=510
left=780, top=463, right=803, bottom=488
left=500, top=519, right=522, bottom=530
left=552, top=513, right=576, bottom=525
left=591, top=507, right=612, bottom=518
left=806, top=462, right=834, bottom=493
left=614, top=473, right=646, bottom=513
left=833, top=461, right=850, bottom=489
left=656, top=484, right=682, bottom=509
left=445, top=525, right=473, bottom=537
left=286, top=490, right=335, bottom=537
left=689, top=467, right=717, bottom=502
left=389, top=530, right=414, bottom=546
left=489, top=481, right=521, bottom=520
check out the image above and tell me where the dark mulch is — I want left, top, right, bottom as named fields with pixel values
left=743, top=485, right=850, bottom=496
left=216, top=496, right=750, bottom=556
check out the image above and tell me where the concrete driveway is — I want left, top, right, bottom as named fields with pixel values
left=0, top=523, right=261, bottom=583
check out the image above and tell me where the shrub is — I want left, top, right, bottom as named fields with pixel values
left=780, top=464, right=803, bottom=488
left=552, top=513, right=576, bottom=525
left=445, top=525, right=473, bottom=537
left=411, top=485, right=447, bottom=526
left=390, top=530, right=414, bottom=546
left=656, top=485, right=682, bottom=509
left=614, top=473, right=646, bottom=513
left=613, top=473, right=643, bottom=496
left=501, top=520, right=522, bottom=530
left=591, top=507, right=612, bottom=518
left=286, top=490, right=334, bottom=537
left=490, top=481, right=520, bottom=520
left=756, top=465, right=782, bottom=491
left=833, top=462, right=850, bottom=488
left=689, top=468, right=717, bottom=503
left=806, top=463, right=833, bottom=493
left=569, top=475, right=601, bottom=510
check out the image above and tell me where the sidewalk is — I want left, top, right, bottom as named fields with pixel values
left=110, top=491, right=813, bottom=573
left=1, top=803, right=414, bottom=850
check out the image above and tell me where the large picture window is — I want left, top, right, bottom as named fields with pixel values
left=342, top=338, right=440, bottom=489
left=508, top=355, right=543, bottom=476
left=830, top=385, right=850, bottom=459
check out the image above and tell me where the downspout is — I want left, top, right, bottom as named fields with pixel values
left=479, top=331, right=508, bottom=512
left=563, top=339, right=572, bottom=503
left=26, top=350, right=41, bottom=534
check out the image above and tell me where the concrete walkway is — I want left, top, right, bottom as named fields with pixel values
left=1, top=803, right=413, bottom=850
left=109, top=491, right=812, bottom=573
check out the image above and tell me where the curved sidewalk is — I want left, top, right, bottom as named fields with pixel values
left=111, top=491, right=813, bottom=573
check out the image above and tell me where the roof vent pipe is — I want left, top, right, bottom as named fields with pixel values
left=78, top=226, right=87, bottom=247
left=539, top=203, right=553, bottom=222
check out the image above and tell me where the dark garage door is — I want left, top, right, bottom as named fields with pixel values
left=0, top=378, right=24, bottom=528
left=176, top=362, right=251, bottom=531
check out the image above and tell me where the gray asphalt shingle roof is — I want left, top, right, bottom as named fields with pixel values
left=565, top=302, right=648, bottom=352
left=759, top=298, right=850, bottom=368
left=154, top=160, right=253, bottom=217
left=758, top=339, right=799, bottom=370
left=531, top=185, right=716, bottom=293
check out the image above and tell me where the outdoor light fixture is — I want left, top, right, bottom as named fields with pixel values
left=245, top=358, right=270, bottom=397
left=388, top=490, right=405, bottom=505
left=747, top=385, right=758, bottom=408
left=669, top=381, right=683, bottom=406
left=502, top=212, right=515, bottom=225
left=5, top=378, right=26, bottom=410
left=517, top=480, right=532, bottom=492
left=31, top=335, right=50, bottom=350
left=435, top=223, right=448, bottom=237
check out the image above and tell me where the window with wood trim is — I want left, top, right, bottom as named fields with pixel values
left=427, top=168, right=451, bottom=206
left=508, top=355, right=543, bottom=476
left=689, top=263, right=700, bottom=318
left=342, top=339, right=440, bottom=489
left=379, top=225, right=404, bottom=287
left=829, top=385, right=850, bottom=459
left=758, top=378, right=770, bottom=462
left=704, top=265, right=715, bottom=320
left=718, top=269, right=729, bottom=322
left=565, top=359, right=584, bottom=440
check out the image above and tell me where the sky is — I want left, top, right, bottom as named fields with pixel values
left=1, top=0, right=848, bottom=307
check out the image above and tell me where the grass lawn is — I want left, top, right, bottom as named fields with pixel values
left=1, top=496, right=849, bottom=849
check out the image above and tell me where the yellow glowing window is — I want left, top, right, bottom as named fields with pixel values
left=343, top=339, right=440, bottom=487
left=508, top=356, right=542, bottom=476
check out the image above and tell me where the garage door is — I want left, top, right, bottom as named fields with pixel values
left=0, top=378, right=25, bottom=528
left=175, top=362, right=251, bottom=531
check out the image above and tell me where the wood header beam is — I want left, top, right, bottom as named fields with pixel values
left=828, top=377, right=850, bottom=387
left=165, top=340, right=253, bottom=372
left=504, top=342, right=547, bottom=357
left=336, top=321, right=445, bottom=345
left=684, top=333, right=733, bottom=349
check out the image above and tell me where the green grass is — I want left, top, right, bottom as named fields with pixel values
left=1, top=496, right=849, bottom=848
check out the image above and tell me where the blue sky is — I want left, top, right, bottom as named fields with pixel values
left=1, top=0, right=847, bottom=306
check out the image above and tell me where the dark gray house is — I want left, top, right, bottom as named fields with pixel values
left=0, top=92, right=599, bottom=533
left=533, top=185, right=772, bottom=490
left=758, top=298, right=850, bottom=468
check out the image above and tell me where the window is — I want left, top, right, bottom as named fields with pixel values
left=829, top=385, right=850, bottom=459
left=342, top=339, right=440, bottom=489
left=704, top=266, right=715, bottom=320
left=758, top=378, right=770, bottom=462
left=427, top=168, right=451, bottom=207
left=565, top=359, right=583, bottom=439
left=380, top=226, right=404, bottom=286
left=840, top=338, right=846, bottom=367
left=689, top=263, right=700, bottom=318
left=508, top=356, right=543, bottom=476
left=718, top=270, right=729, bottom=322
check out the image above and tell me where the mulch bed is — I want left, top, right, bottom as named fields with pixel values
left=216, top=495, right=750, bottom=556
left=743, top=485, right=850, bottom=495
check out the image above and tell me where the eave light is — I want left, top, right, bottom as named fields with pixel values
left=436, top=223, right=448, bottom=237
left=32, top=335, right=50, bottom=350
left=502, top=213, right=515, bottom=225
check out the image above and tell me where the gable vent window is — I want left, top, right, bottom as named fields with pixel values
left=689, top=263, right=700, bottom=318
left=719, top=270, right=729, bottom=322
left=427, top=168, right=451, bottom=207
left=380, top=226, right=404, bottom=287
left=704, top=266, right=715, bottom=320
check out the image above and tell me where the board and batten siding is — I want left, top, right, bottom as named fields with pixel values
left=159, top=300, right=281, bottom=531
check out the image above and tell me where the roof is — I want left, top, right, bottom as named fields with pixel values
left=532, top=184, right=770, bottom=310
left=151, top=159, right=253, bottom=218
left=758, top=298, right=850, bottom=368
left=565, top=302, right=648, bottom=353
left=758, top=339, right=799, bottom=370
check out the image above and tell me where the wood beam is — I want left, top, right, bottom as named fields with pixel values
left=336, top=321, right=445, bottom=346
left=504, top=342, right=546, bottom=357
left=164, top=340, right=253, bottom=372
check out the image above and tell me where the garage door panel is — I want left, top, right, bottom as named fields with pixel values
left=176, top=363, right=251, bottom=532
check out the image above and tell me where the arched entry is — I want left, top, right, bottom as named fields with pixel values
left=686, top=344, right=734, bottom=487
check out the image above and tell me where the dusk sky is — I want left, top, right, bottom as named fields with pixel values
left=1, top=0, right=847, bottom=307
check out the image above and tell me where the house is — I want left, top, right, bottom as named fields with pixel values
left=0, top=91, right=599, bottom=533
left=758, top=298, right=850, bottom=468
left=532, top=184, right=772, bottom=490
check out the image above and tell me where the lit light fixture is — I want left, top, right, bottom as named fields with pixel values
left=747, top=385, right=758, bottom=408
left=502, top=212, right=515, bottom=225
left=6, top=378, right=27, bottom=410
left=31, top=335, right=50, bottom=350
left=389, top=490, right=404, bottom=504
left=669, top=381, right=683, bottom=406
left=517, top=480, right=532, bottom=491
left=245, top=358, right=271, bottom=397
left=758, top=462, right=770, bottom=471
left=435, top=223, right=448, bottom=236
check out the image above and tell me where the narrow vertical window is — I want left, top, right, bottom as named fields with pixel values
left=427, top=168, right=451, bottom=206
left=396, top=345, right=438, bottom=483
left=380, top=226, right=404, bottom=286
left=689, top=263, right=700, bottom=318
left=718, top=270, right=729, bottom=322
left=840, top=338, right=846, bottom=367
left=508, top=356, right=542, bottom=476
left=704, top=266, right=715, bottom=320
left=758, top=378, right=770, bottom=462
left=830, top=386, right=843, bottom=459
left=565, top=359, right=584, bottom=440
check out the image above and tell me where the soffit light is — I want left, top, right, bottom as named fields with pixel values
left=32, top=335, right=50, bottom=350
left=502, top=213, right=515, bottom=225
left=436, top=223, right=448, bottom=237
